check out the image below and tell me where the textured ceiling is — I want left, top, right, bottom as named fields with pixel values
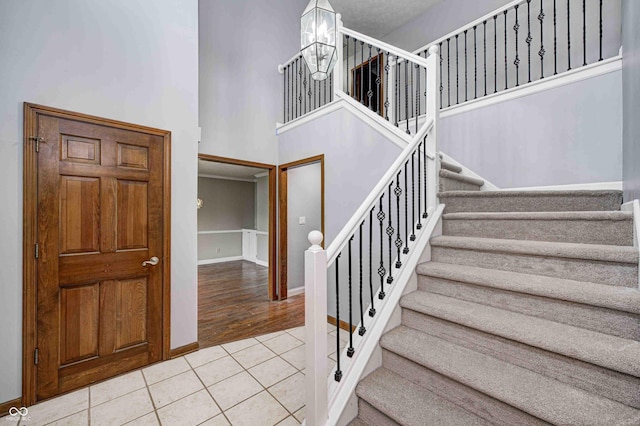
left=198, top=159, right=267, bottom=180
left=330, top=0, right=442, bottom=39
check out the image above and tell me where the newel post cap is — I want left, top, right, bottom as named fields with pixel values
left=428, top=45, right=439, bottom=55
left=308, top=231, right=324, bottom=250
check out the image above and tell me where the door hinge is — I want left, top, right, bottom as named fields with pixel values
left=34, top=243, right=39, bottom=259
left=34, top=348, right=39, bottom=365
left=30, top=136, right=44, bottom=152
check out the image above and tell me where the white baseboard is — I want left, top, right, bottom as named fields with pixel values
left=500, top=181, right=623, bottom=192
left=198, top=256, right=243, bottom=265
left=287, top=286, right=305, bottom=297
left=255, top=259, right=269, bottom=267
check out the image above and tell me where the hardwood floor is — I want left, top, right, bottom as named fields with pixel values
left=198, top=260, right=304, bottom=348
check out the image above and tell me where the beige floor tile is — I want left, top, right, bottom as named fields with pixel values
left=286, top=326, right=305, bottom=342
left=156, top=389, right=220, bottom=426
left=255, top=330, right=285, bottom=342
left=293, top=406, right=305, bottom=423
left=208, top=371, right=263, bottom=410
left=25, top=388, right=88, bottom=425
left=276, top=415, right=301, bottom=425
left=248, top=357, right=297, bottom=388
left=124, top=412, right=159, bottom=425
left=46, top=409, right=88, bottom=426
left=268, top=372, right=305, bottom=413
left=199, top=414, right=231, bottom=425
left=262, top=333, right=303, bottom=355
left=90, top=388, right=154, bottom=426
left=148, top=370, right=204, bottom=408
left=90, top=370, right=146, bottom=407
left=232, top=344, right=276, bottom=369
left=329, top=329, right=349, bottom=343
left=185, top=345, right=228, bottom=368
left=221, top=337, right=259, bottom=354
left=195, top=355, right=244, bottom=386
left=224, top=391, right=288, bottom=426
left=142, top=357, right=191, bottom=385
left=280, top=345, right=306, bottom=371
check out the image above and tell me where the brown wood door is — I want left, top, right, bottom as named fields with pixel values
left=35, top=114, right=165, bottom=400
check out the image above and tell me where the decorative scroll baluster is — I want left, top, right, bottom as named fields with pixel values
left=539, top=1, right=546, bottom=79
left=386, top=187, right=394, bottom=284
left=483, top=21, right=487, bottom=96
left=554, top=0, right=558, bottom=74
left=368, top=44, right=373, bottom=110
left=473, top=25, right=477, bottom=99
left=504, top=10, right=508, bottom=90
left=582, top=0, right=587, bottom=66
left=599, top=0, right=603, bottom=61
left=360, top=41, right=365, bottom=104
left=347, top=236, right=354, bottom=357
left=308, top=70, right=313, bottom=112
left=324, top=74, right=327, bottom=105
left=447, top=38, right=451, bottom=106
left=417, top=146, right=422, bottom=230
left=404, top=61, right=409, bottom=134
left=313, top=79, right=316, bottom=110
left=303, top=67, right=308, bottom=114
left=494, top=15, right=498, bottom=93
left=334, top=253, right=342, bottom=381
left=358, top=224, right=365, bottom=336
left=455, top=34, right=459, bottom=104
left=403, top=162, right=409, bottom=255
left=514, top=5, right=521, bottom=87
left=346, top=35, right=350, bottom=96
left=384, top=51, right=390, bottom=120
left=394, top=172, right=403, bottom=268
left=410, top=152, right=417, bottom=240
left=295, top=58, right=299, bottom=118
left=567, top=0, right=571, bottom=70
left=376, top=48, right=382, bottom=114
left=464, top=30, right=468, bottom=102
left=526, top=0, right=532, bottom=83
left=377, top=196, right=386, bottom=299
left=439, top=42, right=444, bottom=107
left=368, top=207, right=376, bottom=316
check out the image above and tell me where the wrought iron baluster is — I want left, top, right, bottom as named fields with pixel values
left=386, top=186, right=394, bottom=284
left=455, top=34, right=459, bottom=104
left=599, top=0, right=603, bottom=61
left=283, top=66, right=286, bottom=123
left=504, top=10, right=508, bottom=90
left=360, top=41, right=365, bottom=104
left=567, top=0, right=571, bottom=70
left=439, top=42, right=444, bottom=106
left=368, top=44, right=373, bottom=110
left=347, top=236, right=354, bottom=357
left=473, top=26, right=477, bottom=99
left=483, top=21, right=487, bottom=96
left=353, top=37, right=357, bottom=98
left=313, top=79, right=317, bottom=110
left=539, top=1, right=546, bottom=79
left=346, top=35, right=350, bottom=96
left=415, top=64, right=419, bottom=134
left=368, top=207, right=376, bottom=316
left=423, top=137, right=428, bottom=218
left=514, top=5, right=521, bottom=87
left=329, top=69, right=333, bottom=102
left=526, top=0, right=532, bottom=83
left=582, top=0, right=587, bottom=66
left=395, top=56, right=399, bottom=127
left=295, top=58, right=299, bottom=118
left=554, top=0, right=558, bottom=74
left=308, top=70, right=312, bottom=112
left=376, top=48, right=382, bottom=114
left=409, top=60, right=414, bottom=124
left=394, top=172, right=403, bottom=268
left=384, top=51, right=390, bottom=120
left=403, top=162, right=409, bottom=255
left=494, top=16, right=498, bottom=93
left=324, top=74, right=327, bottom=105
left=464, top=30, right=468, bottom=102
left=447, top=38, right=451, bottom=106
left=404, top=61, right=409, bottom=134
left=411, top=152, right=416, bottom=240
left=358, top=224, right=365, bottom=336
left=417, top=146, right=422, bottom=229
left=377, top=195, right=386, bottom=299
left=303, top=67, right=308, bottom=114
left=423, top=50, right=428, bottom=112
left=334, top=253, right=342, bottom=381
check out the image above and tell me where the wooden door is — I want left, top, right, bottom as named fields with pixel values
left=33, top=111, right=167, bottom=400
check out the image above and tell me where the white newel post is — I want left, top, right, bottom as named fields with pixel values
left=426, top=45, right=441, bottom=209
left=305, top=231, right=328, bottom=426
left=333, top=14, right=344, bottom=98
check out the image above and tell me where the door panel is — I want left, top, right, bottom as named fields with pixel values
left=35, top=114, right=165, bottom=400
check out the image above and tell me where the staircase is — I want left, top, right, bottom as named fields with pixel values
left=352, top=189, right=640, bottom=425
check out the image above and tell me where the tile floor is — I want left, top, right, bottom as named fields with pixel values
left=2, top=326, right=346, bottom=426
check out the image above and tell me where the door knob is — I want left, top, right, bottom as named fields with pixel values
left=142, top=256, right=160, bottom=267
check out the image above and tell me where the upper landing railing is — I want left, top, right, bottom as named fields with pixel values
left=278, top=0, right=620, bottom=129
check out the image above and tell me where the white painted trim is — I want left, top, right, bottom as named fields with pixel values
left=255, top=259, right=269, bottom=268
left=198, top=173, right=257, bottom=183
left=326, top=205, right=445, bottom=426
left=440, top=57, right=622, bottom=118
left=501, top=181, right=623, bottom=192
left=256, top=231, right=269, bottom=236
left=197, top=230, right=243, bottom=235
left=440, top=152, right=499, bottom=191
left=276, top=99, right=344, bottom=135
left=288, top=286, right=305, bottom=297
left=254, top=171, right=269, bottom=178
left=621, top=200, right=640, bottom=252
left=197, top=256, right=243, bottom=265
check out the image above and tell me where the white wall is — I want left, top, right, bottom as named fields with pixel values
left=287, top=162, right=323, bottom=291
left=198, top=0, right=308, bottom=164
left=622, top=0, right=640, bottom=201
left=440, top=70, right=623, bottom=188
left=0, top=0, right=199, bottom=403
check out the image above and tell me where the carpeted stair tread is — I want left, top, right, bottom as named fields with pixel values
left=400, top=291, right=640, bottom=377
left=430, top=236, right=638, bottom=264
left=440, top=160, right=463, bottom=173
left=356, top=367, right=490, bottom=426
left=438, top=190, right=623, bottom=212
left=439, top=169, right=485, bottom=186
left=347, top=417, right=370, bottom=426
left=416, top=262, right=640, bottom=315
left=443, top=210, right=633, bottom=221
left=380, top=326, right=640, bottom=425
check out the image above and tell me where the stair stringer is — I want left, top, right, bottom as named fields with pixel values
left=440, top=151, right=499, bottom=191
left=328, top=206, right=444, bottom=426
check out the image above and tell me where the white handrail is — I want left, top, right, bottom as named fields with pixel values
left=326, top=116, right=435, bottom=266
left=278, top=52, right=303, bottom=73
left=410, top=0, right=525, bottom=55
left=339, top=26, right=430, bottom=69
